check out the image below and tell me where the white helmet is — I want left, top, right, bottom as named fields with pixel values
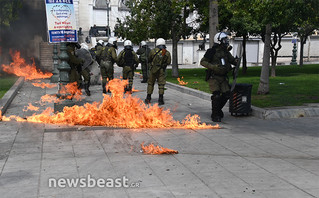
left=214, top=32, right=229, bottom=44
left=108, top=37, right=117, bottom=45
left=156, top=38, right=165, bottom=46
left=124, top=40, right=132, bottom=47
left=140, top=41, right=147, bottom=46
left=98, top=40, right=104, bottom=45
left=80, top=43, right=88, bottom=50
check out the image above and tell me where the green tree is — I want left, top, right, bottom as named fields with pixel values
left=293, top=0, right=319, bottom=66
left=0, top=0, right=21, bottom=27
left=115, top=0, right=193, bottom=77
left=219, top=0, right=260, bottom=74
left=260, top=0, right=296, bottom=77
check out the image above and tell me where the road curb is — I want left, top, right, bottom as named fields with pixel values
left=165, top=81, right=319, bottom=119
left=0, top=77, right=25, bottom=115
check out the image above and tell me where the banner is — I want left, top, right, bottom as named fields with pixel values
left=45, top=0, right=77, bottom=43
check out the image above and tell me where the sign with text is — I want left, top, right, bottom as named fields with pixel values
left=45, top=0, right=77, bottom=43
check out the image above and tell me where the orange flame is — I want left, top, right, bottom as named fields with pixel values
left=39, top=82, right=83, bottom=104
left=132, top=87, right=141, bottom=92
left=32, top=82, right=57, bottom=89
left=59, top=82, right=83, bottom=101
left=177, top=76, right=188, bottom=85
left=0, top=110, right=2, bottom=121
left=1, top=79, right=219, bottom=129
left=1, top=51, right=52, bottom=80
left=141, top=143, right=178, bottom=155
left=40, top=94, right=61, bottom=104
left=23, top=103, right=39, bottom=112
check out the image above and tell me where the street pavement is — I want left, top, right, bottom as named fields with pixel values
left=0, top=69, right=318, bottom=198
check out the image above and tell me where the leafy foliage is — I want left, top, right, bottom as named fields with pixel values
left=115, top=0, right=192, bottom=44
left=0, top=0, right=22, bottom=27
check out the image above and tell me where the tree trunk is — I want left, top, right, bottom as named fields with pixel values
left=271, top=51, right=276, bottom=77
left=171, top=31, right=179, bottom=78
left=270, top=32, right=284, bottom=77
left=257, top=23, right=271, bottom=95
left=242, top=35, right=247, bottom=74
left=209, top=0, right=218, bottom=48
left=270, top=32, right=277, bottom=77
left=299, top=36, right=306, bottom=67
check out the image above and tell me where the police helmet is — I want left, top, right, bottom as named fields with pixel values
left=98, top=40, right=104, bottom=45
left=140, top=41, right=147, bottom=46
left=214, top=32, right=229, bottom=46
left=124, top=40, right=132, bottom=47
left=156, top=38, right=165, bottom=46
left=80, top=43, right=89, bottom=50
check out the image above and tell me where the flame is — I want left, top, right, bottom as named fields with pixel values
left=0, top=110, right=2, bottom=121
left=23, top=103, right=39, bottom=112
left=39, top=82, right=83, bottom=104
left=60, top=82, right=83, bottom=101
left=32, top=82, right=57, bottom=89
left=1, top=51, right=52, bottom=80
left=177, top=76, right=188, bottom=85
left=40, top=94, right=61, bottom=104
left=141, top=143, right=178, bottom=155
left=132, top=87, right=141, bottom=92
left=1, top=79, right=219, bottom=129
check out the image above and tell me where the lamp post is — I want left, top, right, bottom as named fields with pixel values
left=106, top=0, right=110, bottom=37
left=290, top=33, right=297, bottom=65
left=54, top=42, right=75, bottom=112
left=50, top=44, right=59, bottom=83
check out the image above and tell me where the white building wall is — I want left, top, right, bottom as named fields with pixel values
left=182, top=41, right=194, bottom=64
left=93, top=10, right=107, bottom=26
left=73, top=0, right=79, bottom=29
left=76, top=0, right=94, bottom=31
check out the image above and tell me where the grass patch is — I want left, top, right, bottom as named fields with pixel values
left=0, top=76, right=18, bottom=99
left=166, top=64, right=319, bottom=108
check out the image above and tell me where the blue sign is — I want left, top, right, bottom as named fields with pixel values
left=45, top=0, right=77, bottom=43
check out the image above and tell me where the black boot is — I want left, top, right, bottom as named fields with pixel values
left=128, top=85, right=132, bottom=94
left=145, top=94, right=151, bottom=104
left=211, top=94, right=221, bottom=122
left=158, top=94, right=164, bottom=105
left=102, top=82, right=106, bottom=94
left=84, top=82, right=91, bottom=96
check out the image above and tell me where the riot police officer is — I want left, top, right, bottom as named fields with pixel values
left=117, top=40, right=139, bottom=93
left=136, top=41, right=150, bottom=83
left=66, top=42, right=83, bottom=85
left=200, top=32, right=238, bottom=122
left=75, top=43, right=93, bottom=96
left=145, top=38, right=171, bottom=105
left=96, top=37, right=118, bottom=93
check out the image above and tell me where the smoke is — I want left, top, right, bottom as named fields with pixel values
left=0, top=0, right=47, bottom=69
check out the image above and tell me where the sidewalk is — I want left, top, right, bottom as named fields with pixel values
left=0, top=71, right=318, bottom=198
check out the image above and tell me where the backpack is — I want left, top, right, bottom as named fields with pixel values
left=152, top=48, right=167, bottom=67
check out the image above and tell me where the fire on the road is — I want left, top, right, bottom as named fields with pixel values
left=32, top=82, right=57, bottom=89
left=1, top=51, right=52, bottom=80
left=1, top=78, right=219, bottom=129
left=0, top=52, right=219, bottom=129
left=141, top=143, right=178, bottom=155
